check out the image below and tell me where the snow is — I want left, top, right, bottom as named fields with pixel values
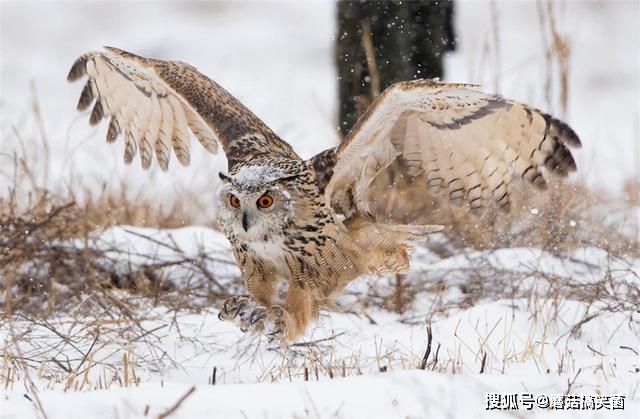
left=230, top=164, right=288, bottom=189
left=4, top=371, right=633, bottom=419
left=2, top=1, right=639, bottom=418
left=3, top=226, right=639, bottom=418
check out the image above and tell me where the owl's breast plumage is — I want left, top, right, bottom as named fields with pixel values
left=246, top=236, right=289, bottom=272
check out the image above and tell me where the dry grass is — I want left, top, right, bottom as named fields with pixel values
left=1, top=114, right=240, bottom=406
left=1, top=85, right=237, bottom=314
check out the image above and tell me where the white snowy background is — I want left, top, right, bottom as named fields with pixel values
left=1, top=1, right=639, bottom=418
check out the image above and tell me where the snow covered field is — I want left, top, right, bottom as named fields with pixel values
left=1, top=1, right=639, bottom=418
left=2, top=226, right=639, bottom=418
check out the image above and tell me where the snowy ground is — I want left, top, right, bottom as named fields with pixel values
left=2, top=226, right=640, bottom=418
left=1, top=1, right=639, bottom=418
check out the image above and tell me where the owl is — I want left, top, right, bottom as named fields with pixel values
left=68, top=47, right=580, bottom=342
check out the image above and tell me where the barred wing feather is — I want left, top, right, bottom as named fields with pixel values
left=325, top=79, right=581, bottom=217
left=68, top=47, right=299, bottom=171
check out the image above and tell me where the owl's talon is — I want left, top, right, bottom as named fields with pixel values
left=235, top=306, right=287, bottom=342
left=218, top=297, right=288, bottom=342
left=267, top=328, right=282, bottom=337
left=248, top=310, right=267, bottom=325
left=218, top=295, right=257, bottom=324
left=234, top=302, right=246, bottom=319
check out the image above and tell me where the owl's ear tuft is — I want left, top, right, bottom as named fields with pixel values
left=218, top=172, right=232, bottom=183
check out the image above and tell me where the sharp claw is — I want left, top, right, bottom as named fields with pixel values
left=249, top=310, right=267, bottom=325
left=267, top=328, right=282, bottom=337
left=234, top=302, right=246, bottom=319
left=218, top=297, right=287, bottom=340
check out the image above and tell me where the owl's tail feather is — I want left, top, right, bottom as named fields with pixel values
left=361, top=223, right=444, bottom=275
left=380, top=223, right=444, bottom=242
left=347, top=219, right=443, bottom=246
left=344, top=219, right=443, bottom=275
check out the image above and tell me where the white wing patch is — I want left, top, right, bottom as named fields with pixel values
left=68, top=48, right=219, bottom=170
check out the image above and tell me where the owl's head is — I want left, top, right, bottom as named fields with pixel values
left=215, top=162, right=308, bottom=240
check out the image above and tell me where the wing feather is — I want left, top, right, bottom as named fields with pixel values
left=167, top=94, right=191, bottom=166
left=326, top=79, right=581, bottom=218
left=127, top=101, right=149, bottom=165
left=156, top=97, right=174, bottom=171
left=106, top=116, right=120, bottom=143
left=77, top=80, right=95, bottom=111
left=68, top=46, right=299, bottom=172
left=140, top=93, right=162, bottom=169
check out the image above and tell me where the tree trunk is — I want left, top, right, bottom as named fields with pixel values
left=335, top=2, right=457, bottom=312
left=335, top=0, right=456, bottom=136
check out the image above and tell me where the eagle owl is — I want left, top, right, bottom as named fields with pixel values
left=68, top=47, right=580, bottom=342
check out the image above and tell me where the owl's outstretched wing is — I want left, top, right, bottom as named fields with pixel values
left=322, top=79, right=581, bottom=218
left=68, top=47, right=299, bottom=171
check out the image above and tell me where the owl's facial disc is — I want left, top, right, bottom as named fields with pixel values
left=216, top=176, right=293, bottom=241
left=240, top=192, right=275, bottom=231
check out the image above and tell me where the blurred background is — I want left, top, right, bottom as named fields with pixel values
left=1, top=0, right=638, bottom=225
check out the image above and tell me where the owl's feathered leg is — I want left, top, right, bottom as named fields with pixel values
left=280, top=284, right=320, bottom=340
left=245, top=271, right=279, bottom=307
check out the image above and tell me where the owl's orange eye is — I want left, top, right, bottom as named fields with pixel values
left=229, top=194, right=241, bottom=208
left=257, top=195, right=274, bottom=209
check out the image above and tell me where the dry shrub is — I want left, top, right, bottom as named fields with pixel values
left=0, top=86, right=236, bottom=316
left=1, top=130, right=233, bottom=317
left=80, top=182, right=211, bottom=231
left=0, top=193, right=234, bottom=317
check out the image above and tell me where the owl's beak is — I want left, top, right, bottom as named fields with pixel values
left=242, top=211, right=249, bottom=232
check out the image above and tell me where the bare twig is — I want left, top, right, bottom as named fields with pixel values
left=420, top=324, right=433, bottom=370
left=620, top=346, right=639, bottom=356
left=361, top=20, right=380, bottom=98
left=565, top=368, right=583, bottom=395
left=157, top=386, right=196, bottom=419
left=479, top=351, right=488, bottom=374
